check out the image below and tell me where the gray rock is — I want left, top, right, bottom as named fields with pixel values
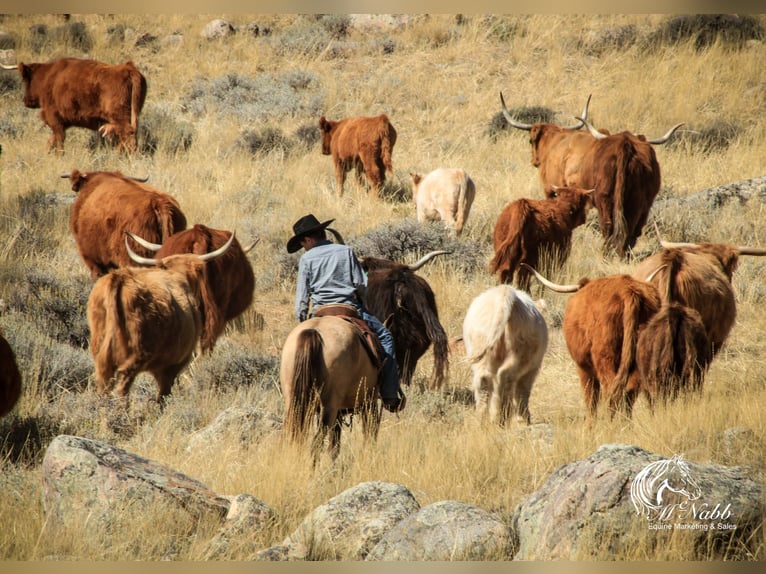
left=41, top=434, right=230, bottom=532
left=186, top=406, right=279, bottom=453
left=366, top=500, right=512, bottom=560
left=512, top=443, right=763, bottom=559
left=281, top=481, right=420, bottom=560
left=202, top=493, right=276, bottom=559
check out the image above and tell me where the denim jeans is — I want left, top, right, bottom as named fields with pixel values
left=359, top=308, right=400, bottom=400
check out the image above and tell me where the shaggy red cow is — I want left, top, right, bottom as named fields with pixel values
left=360, top=251, right=450, bottom=389
left=87, top=233, right=235, bottom=406
left=462, top=284, right=548, bottom=425
left=490, top=185, right=594, bottom=293
left=65, top=169, right=187, bottom=279
left=319, top=113, right=397, bottom=196
left=126, top=224, right=258, bottom=351
left=636, top=249, right=713, bottom=406
left=2, top=57, right=147, bottom=152
left=524, top=263, right=662, bottom=420
left=410, top=168, right=476, bottom=236
left=501, top=92, right=682, bottom=257
left=633, top=225, right=766, bottom=356
left=0, top=328, right=22, bottom=417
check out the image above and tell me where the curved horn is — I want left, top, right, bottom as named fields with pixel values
left=647, top=123, right=685, bottom=145
left=563, top=94, right=591, bottom=130
left=125, top=233, right=160, bottom=265
left=124, top=230, right=162, bottom=252
left=520, top=263, right=581, bottom=293
left=243, top=237, right=260, bottom=253
left=408, top=250, right=451, bottom=271
left=129, top=175, right=149, bottom=182
left=645, top=263, right=667, bottom=283
left=60, top=173, right=72, bottom=178
left=500, top=91, right=532, bottom=131
left=327, top=227, right=345, bottom=245
left=199, top=231, right=236, bottom=261
left=0, top=63, right=17, bottom=70
left=578, top=116, right=608, bottom=140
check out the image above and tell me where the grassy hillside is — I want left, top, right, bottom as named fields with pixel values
left=0, top=13, right=764, bottom=559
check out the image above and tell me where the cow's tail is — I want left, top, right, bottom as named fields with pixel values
left=419, top=295, right=449, bottom=389
left=490, top=201, right=529, bottom=285
left=454, top=173, right=475, bottom=236
left=128, top=63, right=146, bottom=133
left=610, top=141, right=631, bottom=257
left=91, top=275, right=129, bottom=386
left=660, top=248, right=685, bottom=302
left=285, top=329, right=324, bottom=442
left=611, top=285, right=643, bottom=411
left=380, top=117, right=395, bottom=173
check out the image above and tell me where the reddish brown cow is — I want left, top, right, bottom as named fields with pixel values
left=126, top=224, right=257, bottom=351
left=524, top=263, right=662, bottom=420
left=2, top=57, right=147, bottom=152
left=319, top=114, right=397, bottom=196
left=501, top=92, right=682, bottom=257
left=87, top=233, right=235, bottom=406
left=633, top=225, right=766, bottom=356
left=360, top=251, right=450, bottom=389
left=0, top=328, right=22, bottom=417
left=491, top=185, right=594, bottom=293
left=65, top=169, right=187, bottom=279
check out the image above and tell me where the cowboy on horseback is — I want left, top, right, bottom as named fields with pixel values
left=287, top=214, right=406, bottom=413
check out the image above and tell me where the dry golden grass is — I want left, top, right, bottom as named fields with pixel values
left=0, top=14, right=764, bottom=560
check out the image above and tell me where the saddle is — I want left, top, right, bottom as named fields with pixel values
left=314, top=304, right=385, bottom=370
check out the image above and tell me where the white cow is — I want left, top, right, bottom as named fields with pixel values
left=462, top=284, right=548, bottom=425
left=410, top=167, right=476, bottom=236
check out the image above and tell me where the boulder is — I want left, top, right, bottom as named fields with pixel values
left=280, top=481, right=420, bottom=560
left=366, top=500, right=512, bottom=560
left=512, top=443, right=763, bottom=560
left=41, top=434, right=230, bottom=531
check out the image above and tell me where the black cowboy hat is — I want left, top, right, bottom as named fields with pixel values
left=286, top=214, right=336, bottom=253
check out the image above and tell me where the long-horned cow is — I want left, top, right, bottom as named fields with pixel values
left=126, top=224, right=258, bottom=352
left=462, top=284, right=548, bottom=425
left=319, top=113, right=397, bottom=196
left=633, top=224, right=766, bottom=357
left=410, top=168, right=476, bottom=236
left=2, top=57, right=147, bottom=152
left=0, top=328, right=22, bottom=417
left=501, top=92, right=683, bottom=257
left=87, top=233, right=235, bottom=406
left=65, top=169, right=187, bottom=279
left=359, top=251, right=450, bottom=390
left=523, top=263, right=662, bottom=420
left=490, top=185, right=594, bottom=293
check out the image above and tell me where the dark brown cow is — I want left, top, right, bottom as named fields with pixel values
left=87, top=233, right=235, bottom=406
left=360, top=251, right=450, bottom=389
left=3, top=57, right=147, bottom=152
left=636, top=249, right=713, bottom=407
left=523, top=263, right=662, bottom=420
left=0, top=327, right=22, bottom=417
left=633, top=225, right=766, bottom=356
left=65, top=169, right=187, bottom=279
left=126, top=224, right=258, bottom=352
left=501, top=92, right=682, bottom=257
left=319, top=114, right=397, bottom=196
left=490, top=185, right=594, bottom=293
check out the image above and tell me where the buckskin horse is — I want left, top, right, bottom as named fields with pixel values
left=280, top=314, right=383, bottom=461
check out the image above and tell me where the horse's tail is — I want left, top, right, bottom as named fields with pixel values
left=286, top=328, right=324, bottom=441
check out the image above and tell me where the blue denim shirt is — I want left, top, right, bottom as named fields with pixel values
left=295, top=240, right=367, bottom=321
